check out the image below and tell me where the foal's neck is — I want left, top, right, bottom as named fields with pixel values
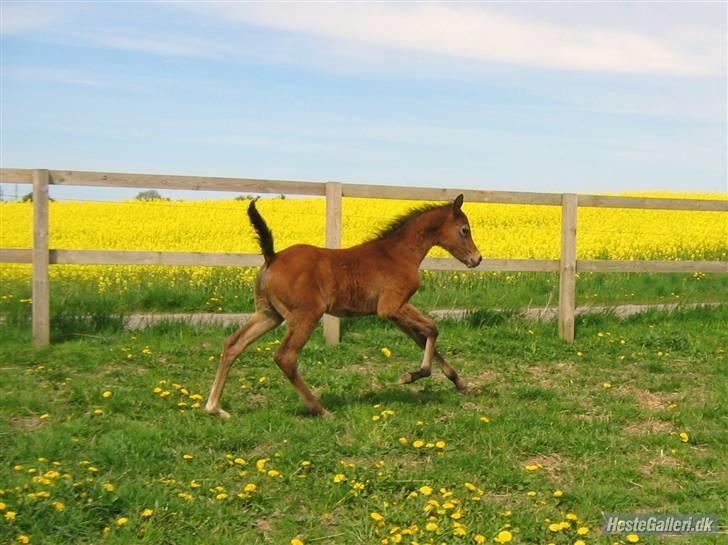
left=386, top=208, right=445, bottom=266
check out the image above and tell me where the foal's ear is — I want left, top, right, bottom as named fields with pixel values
left=453, top=194, right=464, bottom=211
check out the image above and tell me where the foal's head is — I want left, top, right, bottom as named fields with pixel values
left=437, top=195, right=482, bottom=268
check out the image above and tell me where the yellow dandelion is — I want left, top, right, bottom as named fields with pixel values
left=5, top=511, right=17, bottom=521
left=333, top=474, right=346, bottom=483
left=398, top=437, right=408, bottom=445
left=141, top=508, right=154, bottom=517
left=412, top=440, right=425, bottom=448
left=474, top=535, right=486, bottom=544
left=244, top=483, right=257, bottom=493
left=267, top=470, right=281, bottom=478
left=102, top=390, right=112, bottom=398
left=602, top=382, right=612, bottom=389
left=577, top=526, right=589, bottom=535
left=256, top=459, right=268, bottom=472
left=679, top=432, right=689, bottom=443
left=370, top=512, right=384, bottom=522
left=182, top=454, right=193, bottom=461
left=626, top=534, right=640, bottom=543
left=566, top=513, right=578, bottom=521
left=52, top=502, right=65, bottom=511
left=291, top=539, right=304, bottom=545
left=553, top=489, right=563, bottom=497
left=16, top=536, right=30, bottom=544
left=381, top=347, right=392, bottom=357
left=419, top=485, right=433, bottom=495
left=234, top=457, right=246, bottom=465
left=425, top=522, right=438, bottom=532
left=435, top=440, right=446, bottom=449
left=115, top=517, right=128, bottom=526
left=494, top=530, right=513, bottom=543
left=103, top=483, right=115, bottom=492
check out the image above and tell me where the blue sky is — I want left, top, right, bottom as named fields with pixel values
left=1, top=1, right=726, bottom=201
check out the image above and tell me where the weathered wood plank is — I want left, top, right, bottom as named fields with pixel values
left=558, top=194, right=578, bottom=342
left=420, top=257, right=560, bottom=272
left=49, top=249, right=264, bottom=267
left=3, top=167, right=726, bottom=211
left=343, top=184, right=562, bottom=205
left=46, top=170, right=327, bottom=195
left=32, top=170, right=50, bottom=346
left=578, top=194, right=727, bottom=212
left=578, top=259, right=728, bottom=273
left=0, top=168, right=33, bottom=184
left=0, top=248, right=32, bottom=263
left=3, top=249, right=726, bottom=275
left=324, top=182, right=343, bottom=345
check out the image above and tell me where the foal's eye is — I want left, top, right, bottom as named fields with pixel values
left=460, top=226, right=470, bottom=237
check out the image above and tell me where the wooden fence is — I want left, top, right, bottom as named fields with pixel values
left=1, top=168, right=726, bottom=347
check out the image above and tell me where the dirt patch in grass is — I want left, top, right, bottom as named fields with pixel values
left=624, top=418, right=672, bottom=435
left=618, top=385, right=672, bottom=411
left=526, top=362, right=576, bottom=388
left=641, top=453, right=682, bottom=474
left=522, top=454, right=564, bottom=477
left=469, top=369, right=499, bottom=388
left=10, top=416, right=45, bottom=431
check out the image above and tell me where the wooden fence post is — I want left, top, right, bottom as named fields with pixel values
left=559, top=193, right=578, bottom=342
left=323, top=182, right=342, bottom=345
left=32, top=169, right=50, bottom=346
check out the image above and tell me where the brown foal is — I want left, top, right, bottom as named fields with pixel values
left=205, top=194, right=482, bottom=418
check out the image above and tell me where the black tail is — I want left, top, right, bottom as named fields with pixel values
left=247, top=200, right=276, bottom=265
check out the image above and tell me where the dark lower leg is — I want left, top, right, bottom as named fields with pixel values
left=392, top=318, right=467, bottom=392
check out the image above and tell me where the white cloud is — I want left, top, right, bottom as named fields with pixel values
left=0, top=2, right=71, bottom=34
left=180, top=2, right=725, bottom=76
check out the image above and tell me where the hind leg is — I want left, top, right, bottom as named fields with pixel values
left=273, top=313, right=331, bottom=417
left=206, top=310, right=282, bottom=418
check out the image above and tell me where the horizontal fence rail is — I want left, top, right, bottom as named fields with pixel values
left=1, top=167, right=726, bottom=346
left=3, top=168, right=727, bottom=210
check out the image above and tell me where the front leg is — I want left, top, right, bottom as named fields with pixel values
left=389, top=304, right=468, bottom=393
left=398, top=335, right=434, bottom=384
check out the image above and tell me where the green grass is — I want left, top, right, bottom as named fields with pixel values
left=1, top=306, right=726, bottom=544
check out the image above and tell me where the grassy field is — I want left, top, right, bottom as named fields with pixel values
left=1, top=306, right=726, bottom=544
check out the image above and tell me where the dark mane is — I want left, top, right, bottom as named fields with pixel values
left=369, top=203, right=449, bottom=241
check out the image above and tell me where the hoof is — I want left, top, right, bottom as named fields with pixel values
left=206, top=406, right=231, bottom=419
left=398, top=372, right=414, bottom=385
left=455, top=381, right=469, bottom=394
left=320, top=409, right=335, bottom=419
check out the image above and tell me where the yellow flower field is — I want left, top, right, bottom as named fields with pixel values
left=2, top=193, right=725, bottom=260
left=1, top=193, right=725, bottom=298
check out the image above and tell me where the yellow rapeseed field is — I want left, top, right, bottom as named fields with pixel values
left=1, top=192, right=726, bottom=288
left=2, top=193, right=726, bottom=258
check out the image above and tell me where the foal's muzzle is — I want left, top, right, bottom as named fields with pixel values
left=467, top=254, right=482, bottom=269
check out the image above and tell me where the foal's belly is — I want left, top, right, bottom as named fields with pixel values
left=327, top=294, right=379, bottom=318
